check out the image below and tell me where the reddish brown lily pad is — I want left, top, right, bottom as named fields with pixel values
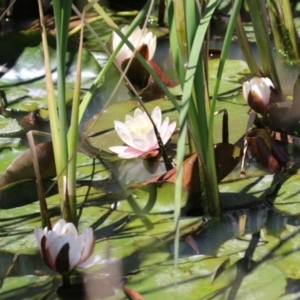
left=121, top=57, right=177, bottom=101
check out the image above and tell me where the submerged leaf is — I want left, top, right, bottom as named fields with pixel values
left=246, top=129, right=291, bottom=173
left=215, top=143, right=243, bottom=182
left=121, top=57, right=176, bottom=100
left=131, top=153, right=200, bottom=198
left=0, top=142, right=55, bottom=189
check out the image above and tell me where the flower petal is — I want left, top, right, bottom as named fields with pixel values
left=67, top=236, right=82, bottom=270
left=109, top=146, right=144, bottom=159
left=159, top=116, right=170, bottom=139
left=242, top=81, right=251, bottom=103
left=151, top=106, right=162, bottom=131
left=62, top=222, right=78, bottom=239
left=134, top=108, right=144, bottom=118
left=132, top=132, right=157, bottom=152
left=162, top=121, right=176, bottom=145
left=148, top=35, right=157, bottom=60
left=111, top=25, right=157, bottom=67
left=262, top=77, right=274, bottom=88
left=52, top=219, right=66, bottom=235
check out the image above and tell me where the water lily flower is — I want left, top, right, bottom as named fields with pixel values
left=111, top=25, right=157, bottom=67
left=242, top=77, right=274, bottom=114
left=34, top=219, right=100, bottom=275
left=109, top=106, right=176, bottom=159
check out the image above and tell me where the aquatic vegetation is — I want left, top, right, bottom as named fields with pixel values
left=242, top=77, right=274, bottom=114
left=2, top=0, right=300, bottom=298
left=109, top=106, right=176, bottom=159
left=34, top=219, right=100, bottom=275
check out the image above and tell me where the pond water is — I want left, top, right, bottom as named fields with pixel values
left=2, top=4, right=300, bottom=300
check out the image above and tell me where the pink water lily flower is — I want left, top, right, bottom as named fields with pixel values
left=109, top=106, right=176, bottom=159
left=242, top=77, right=274, bottom=114
left=111, top=25, right=157, bottom=67
left=34, top=219, right=100, bottom=275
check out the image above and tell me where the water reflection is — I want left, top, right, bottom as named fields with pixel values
left=112, top=157, right=167, bottom=188
left=180, top=205, right=300, bottom=256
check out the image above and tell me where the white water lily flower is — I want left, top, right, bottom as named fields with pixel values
left=111, top=25, right=157, bottom=67
left=242, top=77, right=274, bottom=114
left=109, top=106, right=176, bottom=159
left=34, top=219, right=100, bottom=275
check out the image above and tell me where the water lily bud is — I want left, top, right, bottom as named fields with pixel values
left=108, top=106, right=176, bottom=159
left=34, top=219, right=100, bottom=275
left=242, top=77, right=274, bottom=114
left=111, top=25, right=157, bottom=67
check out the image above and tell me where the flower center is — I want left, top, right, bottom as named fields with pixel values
left=127, top=115, right=153, bottom=135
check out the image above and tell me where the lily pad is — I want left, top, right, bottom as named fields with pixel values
left=0, top=276, right=60, bottom=300
left=219, top=175, right=276, bottom=209
left=0, top=30, right=101, bottom=112
left=272, top=174, right=300, bottom=215
left=0, top=137, right=21, bottom=148
left=115, top=182, right=191, bottom=214
left=209, top=59, right=250, bottom=96
left=0, top=115, right=23, bottom=136
left=126, top=256, right=230, bottom=299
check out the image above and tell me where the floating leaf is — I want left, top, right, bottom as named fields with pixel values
left=115, top=181, right=191, bottom=214
left=0, top=115, right=23, bottom=136
left=0, top=30, right=101, bottom=112
left=126, top=256, right=229, bottom=299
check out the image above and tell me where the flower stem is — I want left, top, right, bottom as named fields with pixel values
left=62, top=274, right=71, bottom=286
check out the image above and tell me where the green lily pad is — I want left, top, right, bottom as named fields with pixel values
left=126, top=256, right=229, bottom=299
left=115, top=182, right=191, bottom=214
left=0, top=276, right=60, bottom=300
left=219, top=175, right=275, bottom=209
left=0, top=30, right=101, bottom=112
left=209, top=59, right=250, bottom=96
left=272, top=174, right=300, bottom=215
left=0, top=115, right=23, bottom=136
left=93, top=214, right=203, bottom=272
left=169, top=60, right=249, bottom=97
left=204, top=261, right=286, bottom=300
left=0, top=137, right=21, bottom=148
left=0, top=30, right=100, bottom=86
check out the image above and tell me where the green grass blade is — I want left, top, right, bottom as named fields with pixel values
left=167, top=1, right=185, bottom=86
left=172, top=0, right=220, bottom=284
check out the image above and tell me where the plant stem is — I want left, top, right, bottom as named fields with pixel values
left=52, top=0, right=73, bottom=220
left=67, top=7, right=86, bottom=227
left=235, top=11, right=261, bottom=76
